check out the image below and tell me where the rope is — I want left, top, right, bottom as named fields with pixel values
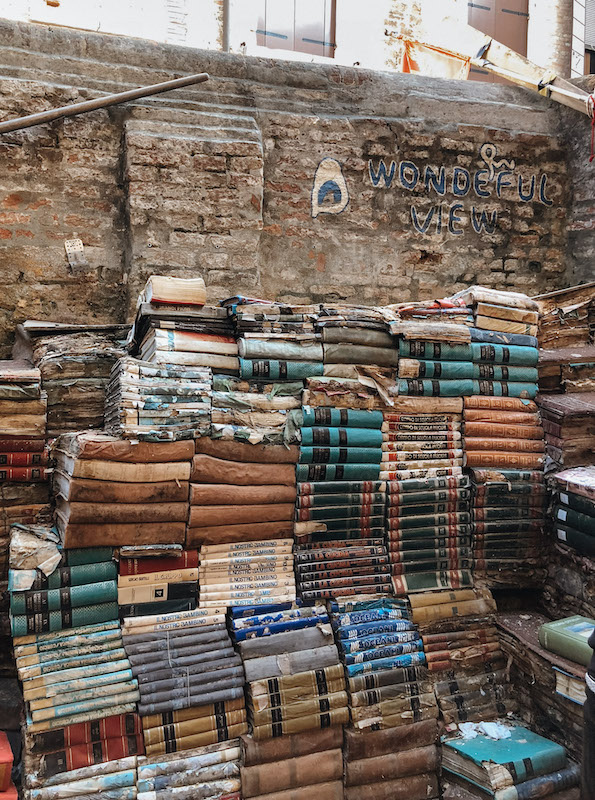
left=588, top=93, right=595, bottom=162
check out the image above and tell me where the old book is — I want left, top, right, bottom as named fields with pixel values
left=37, top=735, right=144, bottom=780
left=442, top=724, right=567, bottom=789
left=345, top=745, right=438, bottom=786
left=52, top=472, right=189, bottom=504
left=56, top=520, right=186, bottom=548
left=53, top=453, right=190, bottom=482
left=56, top=432, right=194, bottom=463
left=141, top=275, right=206, bottom=307
left=345, top=774, right=438, bottom=800
left=241, top=750, right=342, bottom=797
left=538, top=616, right=595, bottom=666
left=55, top=497, right=188, bottom=524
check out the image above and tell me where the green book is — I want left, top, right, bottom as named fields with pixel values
left=442, top=724, right=567, bottom=789
left=554, top=504, right=594, bottom=534
left=11, top=602, right=120, bottom=637
left=538, top=615, right=595, bottom=667
left=60, top=548, right=115, bottom=566
left=10, top=562, right=118, bottom=592
left=557, top=489, right=595, bottom=518
left=555, top=523, right=595, bottom=557
left=11, top=580, right=118, bottom=616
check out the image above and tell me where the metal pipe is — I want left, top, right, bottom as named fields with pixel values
left=222, top=0, right=231, bottom=53
left=0, top=72, right=209, bottom=135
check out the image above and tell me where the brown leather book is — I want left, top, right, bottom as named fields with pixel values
left=142, top=697, right=245, bottom=730
left=464, top=438, right=544, bottom=453
left=412, top=598, right=497, bottom=625
left=190, top=483, right=296, bottom=505
left=251, top=708, right=349, bottom=740
left=186, top=521, right=294, bottom=546
left=345, top=772, right=439, bottom=800
left=345, top=744, right=438, bottom=786
left=195, top=437, right=299, bottom=463
left=248, top=781, right=344, bottom=800
left=59, top=520, right=186, bottom=548
left=57, top=432, right=195, bottom=462
left=241, top=727, right=343, bottom=766
left=343, top=719, right=438, bottom=760
left=463, top=396, right=538, bottom=413
left=464, top=422, right=543, bottom=440
left=143, top=721, right=249, bottom=756
left=463, top=410, right=540, bottom=425
left=189, top=504, right=295, bottom=528
left=465, top=452, right=544, bottom=469
left=191, top=454, right=296, bottom=486
left=241, top=750, right=343, bottom=797
left=54, top=471, right=189, bottom=503
left=143, top=708, right=247, bottom=745
left=55, top=496, right=188, bottom=523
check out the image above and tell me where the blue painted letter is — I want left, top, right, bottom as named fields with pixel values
left=411, top=205, right=435, bottom=233
left=369, top=159, right=396, bottom=188
left=400, top=161, right=420, bottom=191
left=452, top=167, right=471, bottom=197
left=449, top=203, right=464, bottom=235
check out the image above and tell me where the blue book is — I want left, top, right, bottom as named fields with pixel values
left=302, top=407, right=384, bottom=429
left=470, top=327, right=538, bottom=348
left=233, top=615, right=329, bottom=641
left=339, top=619, right=415, bottom=639
left=344, top=639, right=423, bottom=664
left=346, top=651, right=426, bottom=676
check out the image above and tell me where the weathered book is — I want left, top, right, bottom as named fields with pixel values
left=37, top=735, right=144, bottom=779
left=143, top=710, right=246, bottom=747
left=441, top=724, right=567, bottom=788
left=465, top=452, right=544, bottom=469
left=345, top=744, right=438, bottom=786
left=120, top=551, right=198, bottom=576
left=240, top=750, right=343, bottom=797
left=53, top=472, right=189, bottom=504
left=11, top=602, right=119, bottom=636
left=56, top=497, right=189, bottom=524
left=538, top=616, right=595, bottom=667
left=251, top=708, right=349, bottom=740
left=56, top=432, right=195, bottom=463
left=0, top=466, right=48, bottom=482
left=391, top=570, right=473, bottom=595
left=53, top=452, right=190, bottom=482
left=192, top=454, right=295, bottom=486
left=345, top=773, right=438, bottom=800
left=143, top=722, right=249, bottom=756
left=57, top=521, right=187, bottom=548
left=240, top=726, right=342, bottom=766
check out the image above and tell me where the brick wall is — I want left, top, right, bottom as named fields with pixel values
left=0, top=20, right=577, bottom=355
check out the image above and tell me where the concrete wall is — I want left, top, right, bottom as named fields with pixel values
left=0, top=19, right=574, bottom=356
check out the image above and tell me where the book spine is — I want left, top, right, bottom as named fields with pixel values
left=30, top=563, right=117, bottom=591
left=11, top=581, right=118, bottom=616
left=11, top=603, right=119, bottom=636
left=39, top=735, right=144, bottom=780
left=119, top=552, right=198, bottom=576
left=0, top=466, right=48, bottom=481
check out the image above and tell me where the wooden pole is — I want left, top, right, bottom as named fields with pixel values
left=0, top=72, right=209, bottom=135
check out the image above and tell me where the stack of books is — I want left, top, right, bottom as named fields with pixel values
left=137, top=740, right=241, bottom=800
left=412, top=589, right=513, bottom=724
left=552, top=466, right=595, bottom=556
left=497, top=611, right=585, bottom=763
left=14, top=323, right=127, bottom=437
left=240, top=728, right=343, bottom=800
left=0, top=360, right=49, bottom=584
left=9, top=543, right=119, bottom=637
left=442, top=723, right=580, bottom=800
left=105, top=357, right=212, bottom=441
left=117, top=550, right=198, bottom=619
left=51, top=433, right=192, bottom=548
left=24, top=714, right=143, bottom=783
left=537, top=392, right=595, bottom=471
left=129, top=276, right=239, bottom=375
left=317, top=304, right=398, bottom=378
left=232, top=600, right=348, bottom=740
left=22, top=756, right=139, bottom=800
left=535, top=282, right=595, bottom=349
left=210, top=373, right=301, bottom=446
left=121, top=607, right=247, bottom=756
left=343, top=720, right=439, bottom=800
left=188, top=438, right=297, bottom=548
left=383, top=398, right=471, bottom=595
left=198, top=540, right=296, bottom=609
left=330, top=594, right=432, bottom=731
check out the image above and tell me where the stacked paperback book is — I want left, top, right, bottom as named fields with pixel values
left=52, top=433, right=192, bottom=548
left=198, top=539, right=296, bottom=609
left=188, top=438, right=297, bottom=547
left=233, top=600, right=348, bottom=739
left=121, top=606, right=247, bottom=756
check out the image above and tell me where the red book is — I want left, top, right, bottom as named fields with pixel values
left=0, top=466, right=49, bottom=482
left=0, top=451, right=48, bottom=466
left=31, top=714, right=142, bottom=753
left=119, top=551, right=199, bottom=576
left=0, top=438, right=45, bottom=452
left=40, top=735, right=145, bottom=778
left=0, top=732, right=13, bottom=792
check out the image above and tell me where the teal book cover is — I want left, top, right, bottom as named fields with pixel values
left=443, top=725, right=566, bottom=787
